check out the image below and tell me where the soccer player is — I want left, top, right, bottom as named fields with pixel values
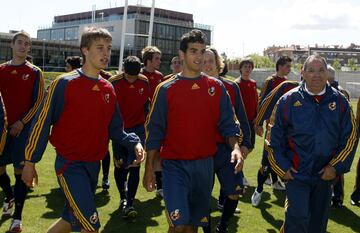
left=21, top=27, right=144, bottom=233
left=327, top=65, right=350, bottom=207
left=251, top=56, right=292, bottom=207
left=141, top=46, right=163, bottom=97
left=140, top=45, right=164, bottom=197
left=64, top=56, right=111, bottom=190
left=0, top=30, right=45, bottom=232
left=202, top=47, right=251, bottom=233
left=163, top=56, right=183, bottom=80
left=327, top=65, right=350, bottom=100
left=143, top=29, right=243, bottom=233
left=267, top=54, right=357, bottom=233
left=235, top=58, right=258, bottom=187
left=109, top=55, right=150, bottom=219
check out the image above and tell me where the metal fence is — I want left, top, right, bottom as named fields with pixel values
left=228, top=69, right=360, bottom=99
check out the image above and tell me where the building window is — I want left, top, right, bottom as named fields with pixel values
left=51, top=28, right=65, bottom=40
left=38, top=30, right=51, bottom=40
left=65, top=27, right=78, bottom=40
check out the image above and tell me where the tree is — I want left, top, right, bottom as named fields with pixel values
left=348, top=58, right=358, bottom=71
left=332, top=58, right=341, bottom=71
left=248, top=54, right=275, bottom=68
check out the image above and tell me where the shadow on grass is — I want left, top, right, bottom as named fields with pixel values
left=270, top=189, right=286, bottom=207
left=27, top=187, right=64, bottom=219
left=239, top=187, right=283, bottom=232
left=329, top=205, right=360, bottom=232
left=101, top=196, right=163, bottom=233
left=95, top=188, right=111, bottom=208
left=206, top=196, right=240, bottom=233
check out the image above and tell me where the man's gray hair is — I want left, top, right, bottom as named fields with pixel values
left=303, top=54, right=327, bottom=71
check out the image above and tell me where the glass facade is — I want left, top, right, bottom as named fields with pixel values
left=35, top=7, right=212, bottom=73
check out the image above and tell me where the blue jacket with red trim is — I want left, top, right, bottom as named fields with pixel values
left=259, top=75, right=287, bottom=105
left=145, top=74, right=240, bottom=160
left=25, top=69, right=140, bottom=163
left=255, top=80, right=300, bottom=127
left=267, top=82, right=357, bottom=180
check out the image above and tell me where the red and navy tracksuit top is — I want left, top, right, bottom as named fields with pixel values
left=266, top=82, right=358, bottom=180
left=255, top=80, right=300, bottom=127
left=141, top=69, right=164, bottom=98
left=145, top=74, right=240, bottom=160
left=0, top=61, right=44, bottom=126
left=259, top=75, right=287, bottom=106
left=109, top=73, right=151, bottom=129
left=24, top=69, right=140, bottom=163
left=218, top=76, right=252, bottom=149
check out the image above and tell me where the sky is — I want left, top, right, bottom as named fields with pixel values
left=1, top=0, right=360, bottom=58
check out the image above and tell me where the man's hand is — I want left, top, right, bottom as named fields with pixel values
left=231, top=145, right=244, bottom=174
left=143, top=166, right=156, bottom=192
left=255, top=125, right=264, bottom=137
left=240, top=146, right=249, bottom=159
left=114, top=158, right=123, bottom=168
left=131, top=143, right=145, bottom=166
left=9, top=120, right=24, bottom=137
left=283, top=167, right=297, bottom=181
left=142, top=150, right=158, bottom=192
left=319, top=165, right=337, bottom=181
left=22, top=161, right=38, bottom=188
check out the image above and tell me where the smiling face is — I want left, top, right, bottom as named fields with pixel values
left=302, top=58, right=328, bottom=94
left=179, top=42, right=205, bottom=76
left=148, top=53, right=161, bottom=70
left=11, top=35, right=30, bottom=61
left=81, top=38, right=112, bottom=71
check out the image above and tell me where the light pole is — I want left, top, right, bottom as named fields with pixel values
left=42, top=39, right=45, bottom=71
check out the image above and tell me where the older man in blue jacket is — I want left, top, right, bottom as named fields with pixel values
left=266, top=54, right=358, bottom=233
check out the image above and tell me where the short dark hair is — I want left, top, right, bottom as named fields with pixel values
left=12, top=30, right=31, bottom=45
left=65, top=56, right=82, bottom=70
left=123, top=56, right=141, bottom=76
left=141, top=46, right=161, bottom=66
left=239, top=58, right=254, bottom=74
left=80, top=27, right=112, bottom=61
left=180, top=29, right=207, bottom=53
left=276, top=56, right=292, bottom=71
left=303, top=54, right=327, bottom=71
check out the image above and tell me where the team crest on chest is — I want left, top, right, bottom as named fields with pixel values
left=89, top=212, right=98, bottom=224
left=104, top=93, right=110, bottom=103
left=139, top=88, right=144, bottom=95
left=329, top=102, right=336, bottom=111
left=208, top=86, right=216, bottom=96
left=170, top=209, right=181, bottom=221
left=22, top=74, right=30, bottom=80
left=11, top=70, right=17, bottom=75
